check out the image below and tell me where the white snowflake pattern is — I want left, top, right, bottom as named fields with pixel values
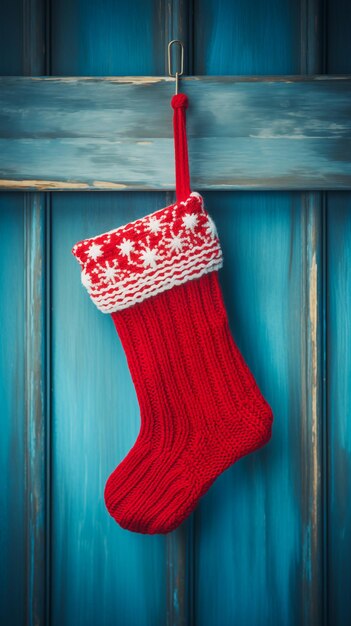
left=119, top=238, right=134, bottom=260
left=168, top=235, right=183, bottom=253
left=147, top=216, right=163, bottom=235
left=205, top=215, right=218, bottom=239
left=100, top=261, right=119, bottom=284
left=182, top=213, right=198, bottom=232
left=139, top=246, right=159, bottom=269
left=81, top=270, right=92, bottom=292
left=87, top=242, right=103, bottom=260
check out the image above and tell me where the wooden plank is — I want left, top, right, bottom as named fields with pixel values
left=0, top=0, right=23, bottom=75
left=22, top=2, right=50, bottom=626
left=327, top=0, right=351, bottom=73
left=51, top=0, right=166, bottom=76
left=50, top=2, right=176, bottom=625
left=51, top=192, right=167, bottom=626
left=299, top=193, right=324, bottom=625
left=193, top=0, right=302, bottom=75
left=24, top=193, right=49, bottom=626
left=299, top=2, right=326, bottom=624
left=300, top=0, right=326, bottom=73
left=0, top=76, right=350, bottom=191
left=327, top=193, right=351, bottom=626
left=327, top=2, right=351, bottom=625
left=195, top=192, right=311, bottom=626
left=194, top=1, right=326, bottom=626
left=0, top=1, right=27, bottom=625
left=23, top=0, right=48, bottom=76
left=0, top=195, right=26, bottom=626
left=166, top=522, right=188, bottom=626
left=50, top=2, right=172, bottom=625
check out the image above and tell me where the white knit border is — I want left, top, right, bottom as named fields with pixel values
left=89, top=241, right=221, bottom=298
left=93, top=257, right=223, bottom=313
left=92, top=257, right=222, bottom=311
left=90, top=247, right=222, bottom=309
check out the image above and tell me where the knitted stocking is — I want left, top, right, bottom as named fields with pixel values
left=72, top=94, right=273, bottom=534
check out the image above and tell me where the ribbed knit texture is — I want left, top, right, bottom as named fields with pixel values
left=104, top=271, right=273, bottom=534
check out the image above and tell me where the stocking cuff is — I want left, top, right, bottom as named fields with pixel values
left=72, top=192, right=223, bottom=313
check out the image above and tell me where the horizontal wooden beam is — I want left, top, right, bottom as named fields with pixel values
left=0, top=76, right=350, bottom=191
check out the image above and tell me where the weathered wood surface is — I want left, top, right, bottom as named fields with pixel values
left=0, top=194, right=26, bottom=626
left=327, top=193, right=351, bottom=626
left=193, top=2, right=327, bottom=626
left=1, top=0, right=351, bottom=625
left=327, top=2, right=351, bottom=624
left=51, top=192, right=168, bottom=626
left=0, top=75, right=350, bottom=191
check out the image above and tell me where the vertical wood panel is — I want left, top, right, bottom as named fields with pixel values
left=24, top=194, right=49, bottom=626
left=0, top=194, right=26, bottom=626
left=50, top=3, right=177, bottom=623
left=194, top=0, right=301, bottom=75
left=51, top=193, right=167, bottom=626
left=194, top=193, right=308, bottom=625
left=23, top=0, right=49, bottom=76
left=327, top=0, right=351, bottom=73
left=0, top=1, right=49, bottom=625
left=193, top=1, right=325, bottom=624
left=300, top=1, right=326, bottom=623
left=299, top=194, right=324, bottom=626
left=0, top=5, right=27, bottom=626
left=51, top=0, right=164, bottom=76
left=327, top=1, right=351, bottom=624
left=23, top=1, right=50, bottom=625
left=0, top=0, right=23, bottom=75
left=300, top=0, right=326, bottom=73
left=327, top=194, right=351, bottom=626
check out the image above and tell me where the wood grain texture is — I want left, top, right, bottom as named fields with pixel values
left=0, top=0, right=23, bottom=75
left=49, top=2, right=173, bottom=623
left=299, top=193, right=324, bottom=625
left=299, top=1, right=326, bottom=622
left=300, top=0, right=326, bottom=73
left=327, top=193, right=351, bottom=626
left=327, top=0, right=351, bottom=74
left=0, top=195, right=26, bottom=626
left=0, top=2, right=50, bottom=626
left=194, top=192, right=310, bottom=625
left=22, top=2, right=51, bottom=625
left=0, top=76, right=350, bottom=191
left=51, top=0, right=163, bottom=76
left=51, top=193, right=168, bottom=626
left=23, top=0, right=48, bottom=76
left=193, top=1, right=327, bottom=625
left=0, top=1, right=350, bottom=625
left=327, top=2, right=351, bottom=625
left=0, top=10, right=27, bottom=626
left=194, top=0, right=301, bottom=75
left=24, top=194, right=49, bottom=626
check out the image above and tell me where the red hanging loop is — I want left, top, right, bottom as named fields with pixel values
left=171, top=93, right=191, bottom=203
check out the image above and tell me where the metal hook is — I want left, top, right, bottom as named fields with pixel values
left=168, top=40, right=184, bottom=95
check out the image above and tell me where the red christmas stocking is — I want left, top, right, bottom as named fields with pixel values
left=72, top=93, right=273, bottom=534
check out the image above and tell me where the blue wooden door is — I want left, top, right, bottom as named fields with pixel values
left=1, top=1, right=351, bottom=625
